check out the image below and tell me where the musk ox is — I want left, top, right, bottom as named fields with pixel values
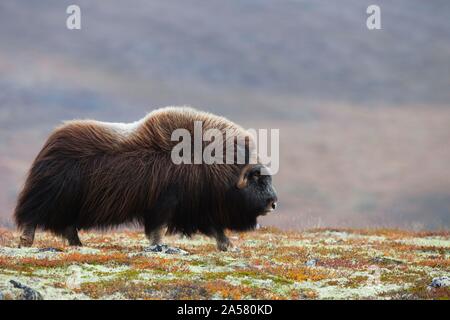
left=14, top=106, right=278, bottom=251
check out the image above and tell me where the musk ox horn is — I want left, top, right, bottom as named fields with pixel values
left=236, top=164, right=272, bottom=189
left=236, top=164, right=253, bottom=189
left=236, top=164, right=270, bottom=189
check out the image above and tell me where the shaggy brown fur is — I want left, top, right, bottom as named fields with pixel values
left=14, top=107, right=277, bottom=250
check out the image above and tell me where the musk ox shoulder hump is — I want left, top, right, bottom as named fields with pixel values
left=48, top=106, right=250, bottom=157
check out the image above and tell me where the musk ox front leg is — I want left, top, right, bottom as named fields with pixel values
left=145, top=225, right=164, bottom=246
left=19, top=224, right=36, bottom=248
left=212, top=229, right=233, bottom=252
left=144, top=190, right=177, bottom=247
left=64, top=226, right=82, bottom=246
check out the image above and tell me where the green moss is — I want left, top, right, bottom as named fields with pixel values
left=116, top=269, right=141, bottom=280
left=270, top=276, right=294, bottom=286
left=344, top=276, right=368, bottom=288
left=188, top=259, right=206, bottom=266
left=201, top=269, right=293, bottom=287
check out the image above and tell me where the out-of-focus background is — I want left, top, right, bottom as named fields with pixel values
left=0, top=0, right=449, bottom=230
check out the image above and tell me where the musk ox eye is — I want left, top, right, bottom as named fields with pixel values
left=251, top=171, right=261, bottom=181
left=249, top=167, right=261, bottom=179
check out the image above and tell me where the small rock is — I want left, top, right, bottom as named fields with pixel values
left=9, top=280, right=43, bottom=300
left=144, top=244, right=189, bottom=255
left=429, top=276, right=450, bottom=289
left=38, top=247, right=63, bottom=253
left=305, top=259, right=318, bottom=267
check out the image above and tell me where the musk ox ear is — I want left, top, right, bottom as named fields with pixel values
left=236, top=164, right=265, bottom=189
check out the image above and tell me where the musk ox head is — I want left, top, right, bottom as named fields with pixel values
left=225, top=164, right=278, bottom=231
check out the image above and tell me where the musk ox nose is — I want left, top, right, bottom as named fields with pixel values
left=266, top=197, right=278, bottom=213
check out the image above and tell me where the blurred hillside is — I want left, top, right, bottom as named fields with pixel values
left=0, top=1, right=449, bottom=229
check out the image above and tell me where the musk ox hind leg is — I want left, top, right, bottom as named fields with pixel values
left=18, top=224, right=36, bottom=248
left=64, top=226, right=82, bottom=246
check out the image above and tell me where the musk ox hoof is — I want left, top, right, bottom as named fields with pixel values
left=144, top=244, right=189, bottom=255
left=217, top=240, right=235, bottom=252
left=18, top=237, right=33, bottom=248
left=68, top=242, right=83, bottom=247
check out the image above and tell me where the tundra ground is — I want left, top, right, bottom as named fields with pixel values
left=0, top=227, right=449, bottom=300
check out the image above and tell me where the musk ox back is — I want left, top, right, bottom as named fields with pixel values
left=14, top=107, right=278, bottom=251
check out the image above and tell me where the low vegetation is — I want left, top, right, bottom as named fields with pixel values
left=0, top=227, right=449, bottom=300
